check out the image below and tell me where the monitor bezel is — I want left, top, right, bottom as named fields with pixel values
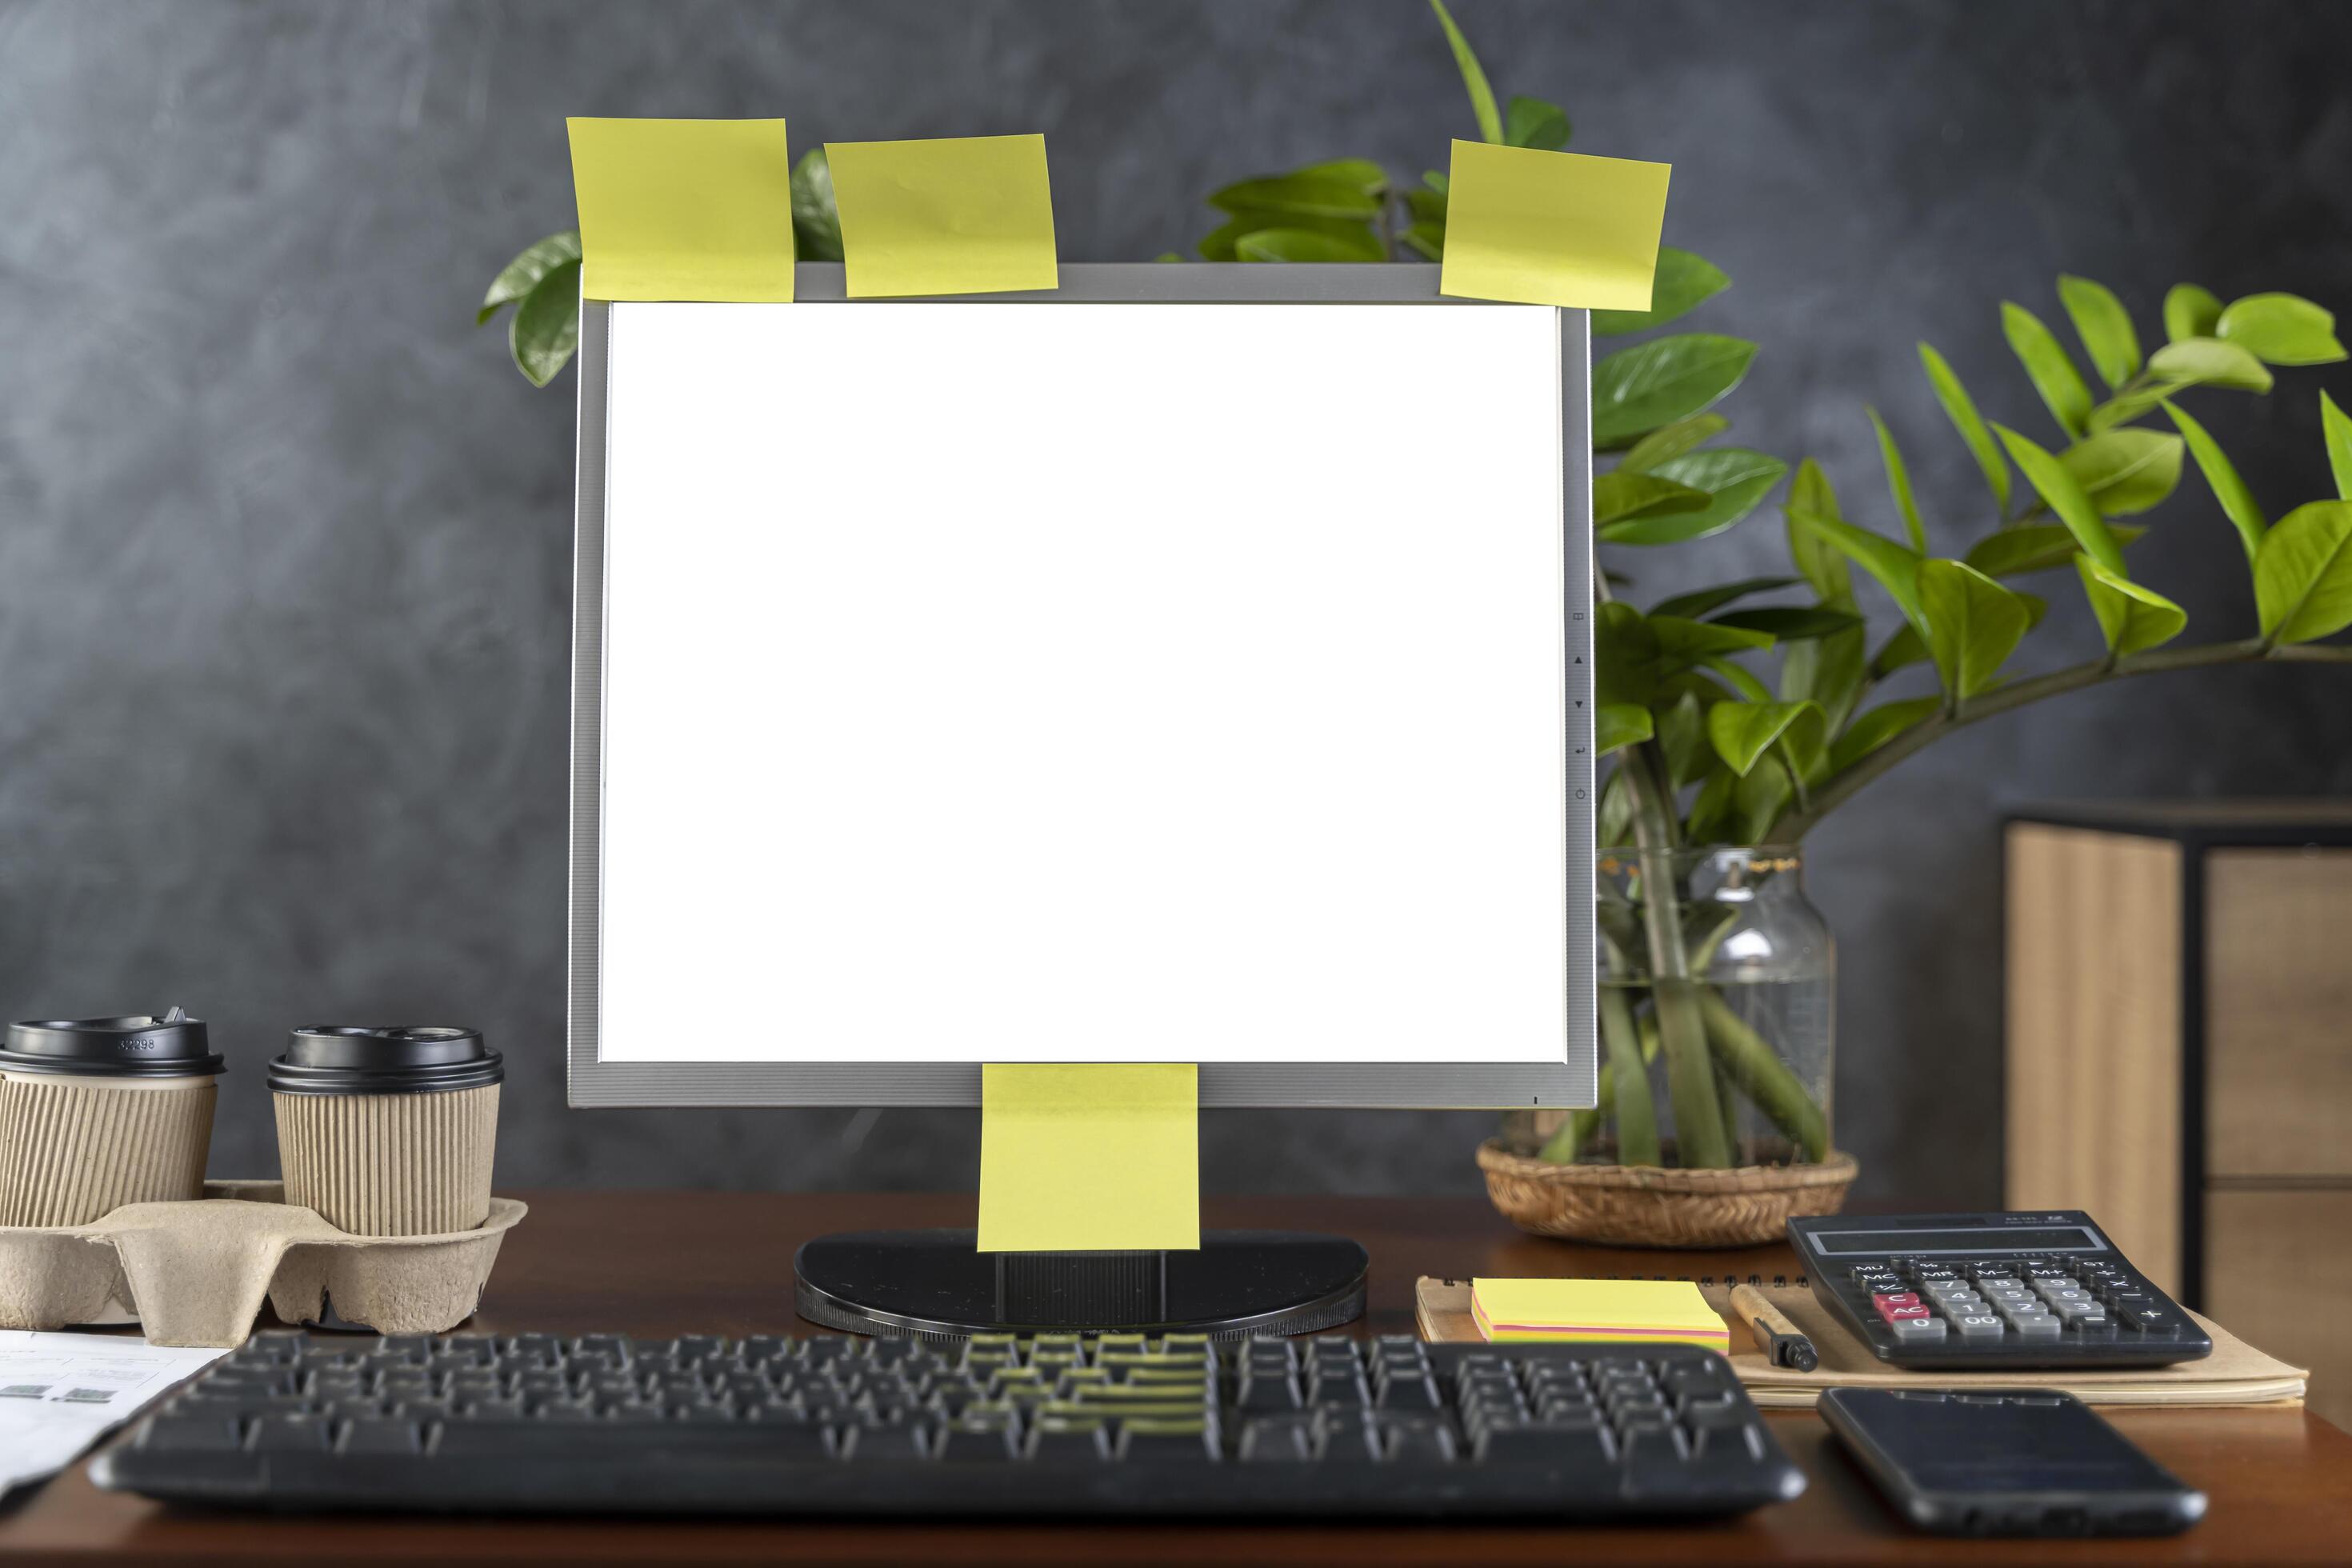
left=569, top=263, right=1596, bottom=1109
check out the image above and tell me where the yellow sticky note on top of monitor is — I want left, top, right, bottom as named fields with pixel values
left=1470, top=1278, right=1729, bottom=1349
left=567, top=118, right=797, bottom=302
left=977, top=1064, right=1198, bottom=1252
left=826, top=134, right=1058, bottom=298
left=1439, top=142, right=1670, bottom=312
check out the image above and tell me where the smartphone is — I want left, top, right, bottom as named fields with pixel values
left=1818, top=1387, right=2206, bottom=1537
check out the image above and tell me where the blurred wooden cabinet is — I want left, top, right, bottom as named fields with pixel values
left=2006, top=802, right=2352, bottom=1430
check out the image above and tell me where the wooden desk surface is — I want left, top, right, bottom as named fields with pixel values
left=5, top=1191, right=2348, bottom=1566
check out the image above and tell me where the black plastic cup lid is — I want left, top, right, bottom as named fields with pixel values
left=1, top=1010, right=225, bottom=1079
left=269, top=1026, right=503, bottom=1096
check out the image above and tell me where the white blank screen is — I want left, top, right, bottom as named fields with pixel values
left=598, top=301, right=1566, bottom=1063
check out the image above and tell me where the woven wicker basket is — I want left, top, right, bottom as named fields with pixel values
left=1478, top=1140, right=1859, bottom=1248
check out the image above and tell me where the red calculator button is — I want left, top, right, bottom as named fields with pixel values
left=1876, top=1301, right=1933, bottom=1325
left=1870, top=1292, right=1921, bottom=1310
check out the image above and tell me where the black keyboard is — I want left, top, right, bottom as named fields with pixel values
left=94, top=1329, right=1804, bottom=1519
left=1790, top=1212, right=2212, bottom=1370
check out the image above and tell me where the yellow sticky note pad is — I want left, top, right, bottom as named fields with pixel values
left=1438, top=142, right=1671, bottom=312
left=566, top=118, right=796, bottom=302
left=978, top=1064, right=1198, bottom=1252
left=826, top=134, right=1058, bottom=298
left=1470, top=1278, right=1729, bottom=1348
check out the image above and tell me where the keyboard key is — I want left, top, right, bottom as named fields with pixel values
left=1375, top=1374, right=1441, bottom=1410
left=844, top=1423, right=930, bottom=1461
left=1237, top=1373, right=1302, bottom=1411
left=1618, top=1425, right=1688, bottom=1463
left=936, top=1424, right=1019, bottom=1462
left=140, top=1415, right=246, bottom=1453
left=1691, top=1422, right=1762, bottom=1462
left=1117, top=1421, right=1218, bottom=1462
left=250, top=1414, right=333, bottom=1453
left=1887, top=1316, right=1947, bottom=1342
left=1026, top=1422, right=1113, bottom=1463
left=1377, top=1417, right=1458, bottom=1464
left=338, top=1420, right=423, bottom=1454
left=1475, top=1422, right=1613, bottom=1465
left=1238, top=1417, right=1315, bottom=1462
left=1952, top=1314, right=2005, bottom=1339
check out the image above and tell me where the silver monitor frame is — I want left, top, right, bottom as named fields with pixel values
left=569, top=263, right=1595, bottom=1110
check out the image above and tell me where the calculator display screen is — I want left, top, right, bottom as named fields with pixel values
left=1813, top=1226, right=2104, bottom=1256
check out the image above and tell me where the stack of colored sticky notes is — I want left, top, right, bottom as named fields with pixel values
left=1470, top=1278, right=1731, bottom=1351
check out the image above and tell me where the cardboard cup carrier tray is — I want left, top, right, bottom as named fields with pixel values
left=0, top=1179, right=526, bottom=1346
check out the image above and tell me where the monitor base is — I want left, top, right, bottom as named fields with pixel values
left=793, top=1228, right=1368, bottom=1339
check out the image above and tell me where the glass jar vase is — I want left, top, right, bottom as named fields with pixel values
left=1553, top=845, right=1834, bottom=1170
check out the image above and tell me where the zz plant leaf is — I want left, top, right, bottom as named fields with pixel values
left=1829, top=696, right=1942, bottom=772
left=2147, top=337, right=2274, bottom=394
left=1867, top=407, right=1928, bottom=550
left=478, top=230, right=581, bottom=325
left=1963, top=522, right=2146, bottom=578
left=1786, top=506, right=1929, bottom=634
left=2163, top=283, right=2223, bottom=344
left=2322, top=392, right=2352, bottom=500
left=1427, top=0, right=1502, bottom=143
left=2163, top=400, right=2266, bottom=566
left=2254, top=500, right=2352, bottom=645
left=1706, top=700, right=1825, bottom=778
left=2057, top=274, right=2142, bottom=389
left=1918, top=342, right=2010, bottom=515
left=1594, top=470, right=1709, bottom=526
left=1590, top=249, right=1729, bottom=337
left=2057, top=428, right=2184, bottom=518
left=1619, top=412, right=1729, bottom=473
left=1503, top=94, right=1571, bottom=150
left=508, top=258, right=581, bottom=388
left=2215, top=292, right=2346, bottom=366
left=2002, top=302, right=2095, bottom=438
left=1650, top=576, right=1799, bottom=619
left=1606, top=449, right=1787, bottom=545
left=1591, top=335, right=1758, bottom=449
left=1596, top=703, right=1654, bottom=755
left=1994, top=425, right=2126, bottom=576
left=2076, top=558, right=2187, bottom=656
left=1918, top=558, right=2030, bottom=700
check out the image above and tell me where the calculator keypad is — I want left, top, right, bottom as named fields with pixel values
left=1831, top=1254, right=2194, bottom=1362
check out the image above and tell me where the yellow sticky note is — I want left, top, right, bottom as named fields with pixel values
left=566, top=118, right=796, bottom=302
left=826, top=134, right=1058, bottom=298
left=1438, top=141, right=1671, bottom=311
left=977, top=1064, right=1198, bottom=1252
left=1470, top=1278, right=1730, bottom=1348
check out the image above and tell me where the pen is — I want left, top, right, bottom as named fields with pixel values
left=1730, top=1282, right=1818, bottom=1371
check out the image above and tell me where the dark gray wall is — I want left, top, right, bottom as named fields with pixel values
left=4, top=0, right=2349, bottom=1206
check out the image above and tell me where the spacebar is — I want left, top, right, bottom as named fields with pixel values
left=431, top=1422, right=834, bottom=1460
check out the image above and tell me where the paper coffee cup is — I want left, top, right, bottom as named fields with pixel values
left=270, top=1026, right=502, bottom=1236
left=0, top=1012, right=222, bottom=1227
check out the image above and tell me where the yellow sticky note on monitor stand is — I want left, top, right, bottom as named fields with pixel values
left=1438, top=141, right=1670, bottom=311
left=1470, top=1278, right=1730, bottom=1349
left=566, top=118, right=796, bottom=302
left=977, top=1064, right=1198, bottom=1252
left=826, top=134, right=1058, bottom=298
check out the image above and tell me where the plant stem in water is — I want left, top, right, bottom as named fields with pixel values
left=1698, top=986, right=1830, bottom=1162
left=1598, top=988, right=1661, bottom=1166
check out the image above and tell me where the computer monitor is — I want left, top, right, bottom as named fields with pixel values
left=569, top=265, right=1595, bottom=1333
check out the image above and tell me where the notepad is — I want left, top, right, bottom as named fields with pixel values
left=1470, top=1278, right=1731, bottom=1350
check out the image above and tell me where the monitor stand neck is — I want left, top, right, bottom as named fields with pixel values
left=793, top=1230, right=1368, bottom=1339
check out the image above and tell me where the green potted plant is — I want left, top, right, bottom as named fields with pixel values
left=478, top=2, right=2352, bottom=1247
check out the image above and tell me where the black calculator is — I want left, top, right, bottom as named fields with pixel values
left=1787, top=1212, right=2212, bottom=1370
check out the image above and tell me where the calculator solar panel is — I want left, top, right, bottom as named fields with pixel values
left=1788, top=1212, right=2211, bottom=1370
